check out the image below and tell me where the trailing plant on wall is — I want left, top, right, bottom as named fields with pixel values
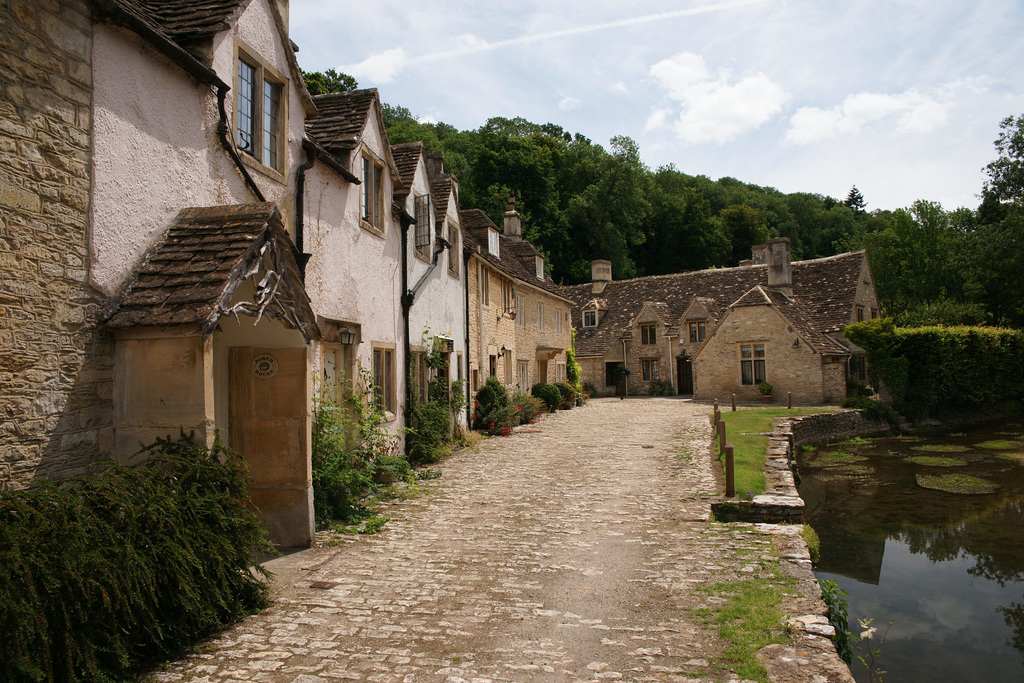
left=407, top=333, right=467, bottom=464
left=647, top=379, right=674, bottom=396
left=313, top=368, right=405, bottom=525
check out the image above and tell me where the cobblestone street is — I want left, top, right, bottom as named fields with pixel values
left=157, top=398, right=840, bottom=683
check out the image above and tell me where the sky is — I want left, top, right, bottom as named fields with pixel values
left=289, top=0, right=1024, bottom=213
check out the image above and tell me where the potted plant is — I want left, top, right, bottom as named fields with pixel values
left=758, top=381, right=774, bottom=404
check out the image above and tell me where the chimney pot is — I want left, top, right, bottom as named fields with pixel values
left=763, top=237, right=792, bottom=297
left=503, top=196, right=522, bottom=242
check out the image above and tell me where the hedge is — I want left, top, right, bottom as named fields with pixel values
left=0, top=435, right=273, bottom=682
left=846, top=320, right=1024, bottom=419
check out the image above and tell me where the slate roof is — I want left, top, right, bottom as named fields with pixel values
left=461, top=209, right=571, bottom=303
left=104, top=0, right=249, bottom=44
left=430, top=176, right=455, bottom=221
left=563, top=251, right=866, bottom=357
left=306, top=90, right=380, bottom=156
left=391, top=142, right=423, bottom=187
left=108, top=203, right=319, bottom=339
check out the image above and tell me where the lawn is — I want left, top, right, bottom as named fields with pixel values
left=716, top=407, right=833, bottom=495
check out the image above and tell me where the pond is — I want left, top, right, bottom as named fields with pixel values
left=797, top=421, right=1024, bottom=682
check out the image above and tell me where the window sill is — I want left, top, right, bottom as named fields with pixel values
left=240, top=153, right=287, bottom=185
left=448, top=269, right=460, bottom=279
left=414, top=250, right=431, bottom=263
left=384, top=410, right=397, bottom=423
left=360, top=219, right=386, bottom=238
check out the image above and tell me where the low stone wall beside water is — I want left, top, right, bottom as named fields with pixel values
left=788, top=409, right=893, bottom=448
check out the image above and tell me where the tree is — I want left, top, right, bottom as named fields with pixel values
left=983, top=114, right=1024, bottom=205
left=844, top=185, right=867, bottom=214
left=302, top=68, right=357, bottom=96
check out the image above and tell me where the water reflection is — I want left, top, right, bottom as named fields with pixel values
left=798, top=422, right=1024, bottom=681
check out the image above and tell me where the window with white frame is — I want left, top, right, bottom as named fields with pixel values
left=640, top=323, right=657, bottom=345
left=487, top=229, right=499, bottom=257
left=372, top=345, right=396, bottom=415
left=583, top=310, right=597, bottom=328
left=535, top=255, right=544, bottom=279
left=555, top=362, right=566, bottom=382
left=642, top=359, right=659, bottom=381
left=740, top=343, right=766, bottom=386
left=361, top=152, right=385, bottom=233
left=448, top=222, right=460, bottom=277
left=517, top=360, right=529, bottom=389
left=516, top=294, right=526, bottom=327
left=555, top=307, right=562, bottom=334
left=688, top=320, right=706, bottom=343
left=501, top=279, right=513, bottom=314
left=414, top=194, right=431, bottom=258
left=236, top=49, right=285, bottom=171
left=537, top=302, right=545, bottom=331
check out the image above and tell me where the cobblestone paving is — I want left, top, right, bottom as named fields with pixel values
left=157, top=398, right=805, bottom=683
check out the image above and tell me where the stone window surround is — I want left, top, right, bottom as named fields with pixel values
left=447, top=221, right=460, bottom=278
left=413, top=194, right=431, bottom=260
left=641, top=358, right=659, bottom=381
left=640, top=322, right=657, bottom=345
left=234, top=38, right=287, bottom=181
left=688, top=320, right=707, bottom=343
left=740, top=343, right=766, bottom=386
left=360, top=147, right=386, bottom=237
left=372, top=343, right=397, bottom=420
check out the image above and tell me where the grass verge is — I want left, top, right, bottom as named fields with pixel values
left=716, top=407, right=832, bottom=495
left=695, top=571, right=795, bottom=682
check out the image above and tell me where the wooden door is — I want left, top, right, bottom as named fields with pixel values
left=677, top=357, right=694, bottom=395
left=229, top=347, right=311, bottom=547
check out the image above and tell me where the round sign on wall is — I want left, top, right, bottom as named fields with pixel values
left=252, top=354, right=278, bottom=379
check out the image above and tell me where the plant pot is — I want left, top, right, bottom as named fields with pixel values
left=761, top=395, right=774, bottom=404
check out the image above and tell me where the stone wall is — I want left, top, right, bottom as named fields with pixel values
left=788, top=409, right=892, bottom=447
left=1, top=0, right=113, bottom=488
left=694, top=304, right=832, bottom=403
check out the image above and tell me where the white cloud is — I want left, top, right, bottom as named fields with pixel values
left=341, top=48, right=408, bottom=84
left=609, top=81, right=629, bottom=94
left=558, top=96, right=582, bottom=111
left=647, top=52, right=789, bottom=144
left=785, top=89, right=950, bottom=145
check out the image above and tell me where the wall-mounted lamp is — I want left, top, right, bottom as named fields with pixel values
left=338, top=327, right=357, bottom=345
left=792, top=339, right=800, bottom=348
left=500, top=346, right=508, bottom=356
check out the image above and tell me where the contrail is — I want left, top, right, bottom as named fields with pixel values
left=409, top=0, right=775, bottom=64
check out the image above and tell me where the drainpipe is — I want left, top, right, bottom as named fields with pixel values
left=216, top=84, right=265, bottom=202
left=294, top=141, right=317, bottom=279
left=400, top=206, right=414, bottom=450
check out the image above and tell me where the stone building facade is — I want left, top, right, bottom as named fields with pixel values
left=462, top=205, right=572, bottom=399
left=1, top=0, right=112, bottom=489
left=565, top=238, right=879, bottom=403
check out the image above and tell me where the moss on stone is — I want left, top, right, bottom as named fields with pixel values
left=903, top=456, right=968, bottom=467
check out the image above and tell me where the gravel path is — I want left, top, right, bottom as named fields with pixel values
left=156, top=397, right=845, bottom=683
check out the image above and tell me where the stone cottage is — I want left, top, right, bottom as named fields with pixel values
left=0, top=0, right=466, bottom=547
left=564, top=238, right=880, bottom=403
left=463, top=202, right=573, bottom=399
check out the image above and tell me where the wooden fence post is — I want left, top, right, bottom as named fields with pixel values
left=731, top=393, right=736, bottom=412
left=724, top=444, right=735, bottom=497
left=718, top=419, right=726, bottom=456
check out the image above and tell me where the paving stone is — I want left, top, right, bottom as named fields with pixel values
left=157, top=398, right=849, bottom=683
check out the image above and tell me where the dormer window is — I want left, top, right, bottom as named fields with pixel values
left=535, top=255, right=544, bottom=279
left=414, top=194, right=431, bottom=258
left=688, top=320, right=706, bottom=343
left=360, top=153, right=386, bottom=234
left=235, top=46, right=285, bottom=173
left=583, top=310, right=597, bottom=328
left=640, top=323, right=657, bottom=345
left=487, top=229, right=499, bottom=257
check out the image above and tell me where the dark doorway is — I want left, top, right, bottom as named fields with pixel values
left=677, top=357, right=693, bottom=395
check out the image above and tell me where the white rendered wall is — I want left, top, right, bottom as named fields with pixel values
left=90, top=0, right=305, bottom=296
left=302, top=118, right=405, bottom=432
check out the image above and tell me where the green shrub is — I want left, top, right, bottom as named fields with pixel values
left=477, top=402, right=519, bottom=435
left=582, top=381, right=598, bottom=397
left=511, top=391, right=545, bottom=424
left=647, top=379, right=674, bottom=396
left=484, top=375, right=510, bottom=408
left=842, top=395, right=901, bottom=426
left=554, top=381, right=575, bottom=409
left=407, top=400, right=451, bottom=465
left=531, top=382, right=561, bottom=412
left=0, top=434, right=273, bottom=683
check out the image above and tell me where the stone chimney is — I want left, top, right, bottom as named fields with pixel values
left=591, top=259, right=612, bottom=294
left=763, top=237, right=792, bottom=297
left=750, top=243, right=768, bottom=264
left=503, top=197, right=522, bottom=242
left=424, top=151, right=444, bottom=180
